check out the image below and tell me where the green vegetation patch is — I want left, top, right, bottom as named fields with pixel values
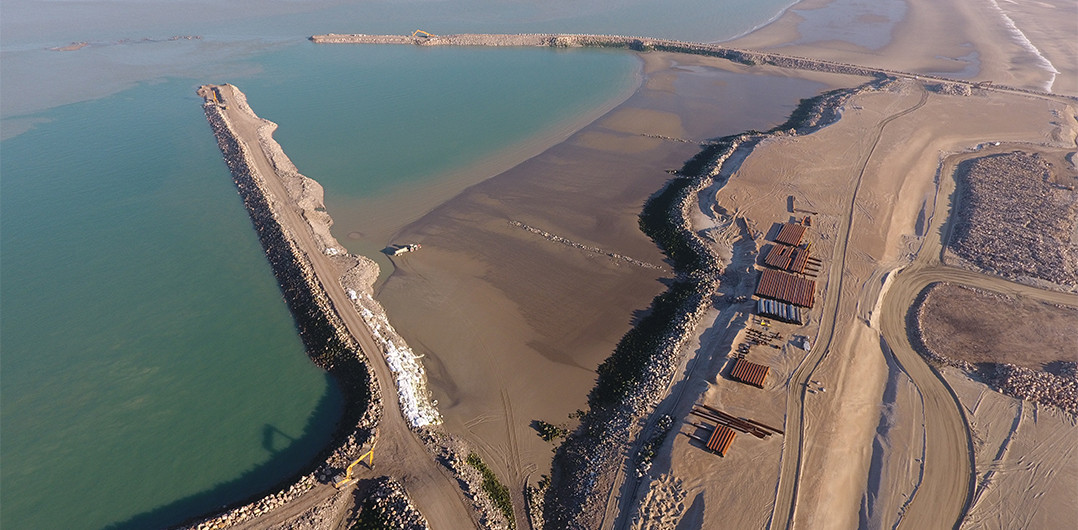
left=466, top=453, right=516, bottom=529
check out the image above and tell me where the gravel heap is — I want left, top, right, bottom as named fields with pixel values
left=928, top=82, right=973, bottom=96
left=983, top=363, right=1078, bottom=415
left=949, top=151, right=1078, bottom=289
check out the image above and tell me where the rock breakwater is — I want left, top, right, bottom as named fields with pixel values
left=192, top=85, right=515, bottom=530
left=352, top=477, right=430, bottom=529
left=181, top=88, right=383, bottom=529
left=541, top=81, right=871, bottom=527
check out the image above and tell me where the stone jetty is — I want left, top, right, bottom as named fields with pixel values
left=180, top=87, right=383, bottom=529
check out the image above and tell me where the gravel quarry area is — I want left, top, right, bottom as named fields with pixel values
left=947, top=151, right=1078, bottom=290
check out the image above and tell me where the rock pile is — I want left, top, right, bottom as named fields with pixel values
left=188, top=476, right=321, bottom=530
left=948, top=151, right=1078, bottom=289
left=277, top=488, right=353, bottom=530
left=422, top=430, right=513, bottom=529
left=928, top=82, right=973, bottom=96
left=352, top=477, right=430, bottom=530
left=984, top=363, right=1077, bottom=415
left=509, top=220, right=666, bottom=271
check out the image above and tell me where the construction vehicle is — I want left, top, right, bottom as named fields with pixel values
left=411, top=29, right=434, bottom=39
left=390, top=243, right=421, bottom=256
left=333, top=441, right=375, bottom=488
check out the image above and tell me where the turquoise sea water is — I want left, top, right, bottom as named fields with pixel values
left=1, top=1, right=799, bottom=528
left=242, top=43, right=642, bottom=270
left=244, top=43, right=639, bottom=199
left=1, top=79, right=341, bottom=529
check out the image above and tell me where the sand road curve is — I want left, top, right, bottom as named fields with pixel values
left=770, top=86, right=931, bottom=529
left=214, top=84, right=478, bottom=529
left=874, top=146, right=1078, bottom=529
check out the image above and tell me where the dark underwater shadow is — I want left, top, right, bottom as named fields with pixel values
left=103, top=373, right=343, bottom=530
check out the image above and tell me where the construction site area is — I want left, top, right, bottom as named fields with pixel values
left=678, top=215, right=821, bottom=459
left=633, top=73, right=1077, bottom=530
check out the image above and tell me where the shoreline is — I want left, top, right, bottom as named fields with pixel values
left=181, top=19, right=1076, bottom=530
left=713, top=0, right=802, bottom=44
left=334, top=56, right=644, bottom=288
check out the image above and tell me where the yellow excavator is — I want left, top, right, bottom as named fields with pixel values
left=411, top=29, right=434, bottom=39
left=333, top=441, right=376, bottom=488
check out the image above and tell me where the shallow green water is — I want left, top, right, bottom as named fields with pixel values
left=244, top=43, right=640, bottom=200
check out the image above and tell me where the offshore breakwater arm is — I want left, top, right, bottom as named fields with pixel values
left=187, top=84, right=385, bottom=528
left=310, top=33, right=1071, bottom=99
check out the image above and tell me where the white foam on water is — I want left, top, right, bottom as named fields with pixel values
left=987, top=0, right=1059, bottom=91
left=357, top=294, right=442, bottom=429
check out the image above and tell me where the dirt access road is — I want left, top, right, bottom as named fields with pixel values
left=214, top=84, right=478, bottom=529
left=769, top=85, right=931, bottom=529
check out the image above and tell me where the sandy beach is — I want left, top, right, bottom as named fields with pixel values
left=727, top=0, right=1076, bottom=95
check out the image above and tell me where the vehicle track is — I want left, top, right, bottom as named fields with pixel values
left=870, top=136, right=1078, bottom=529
